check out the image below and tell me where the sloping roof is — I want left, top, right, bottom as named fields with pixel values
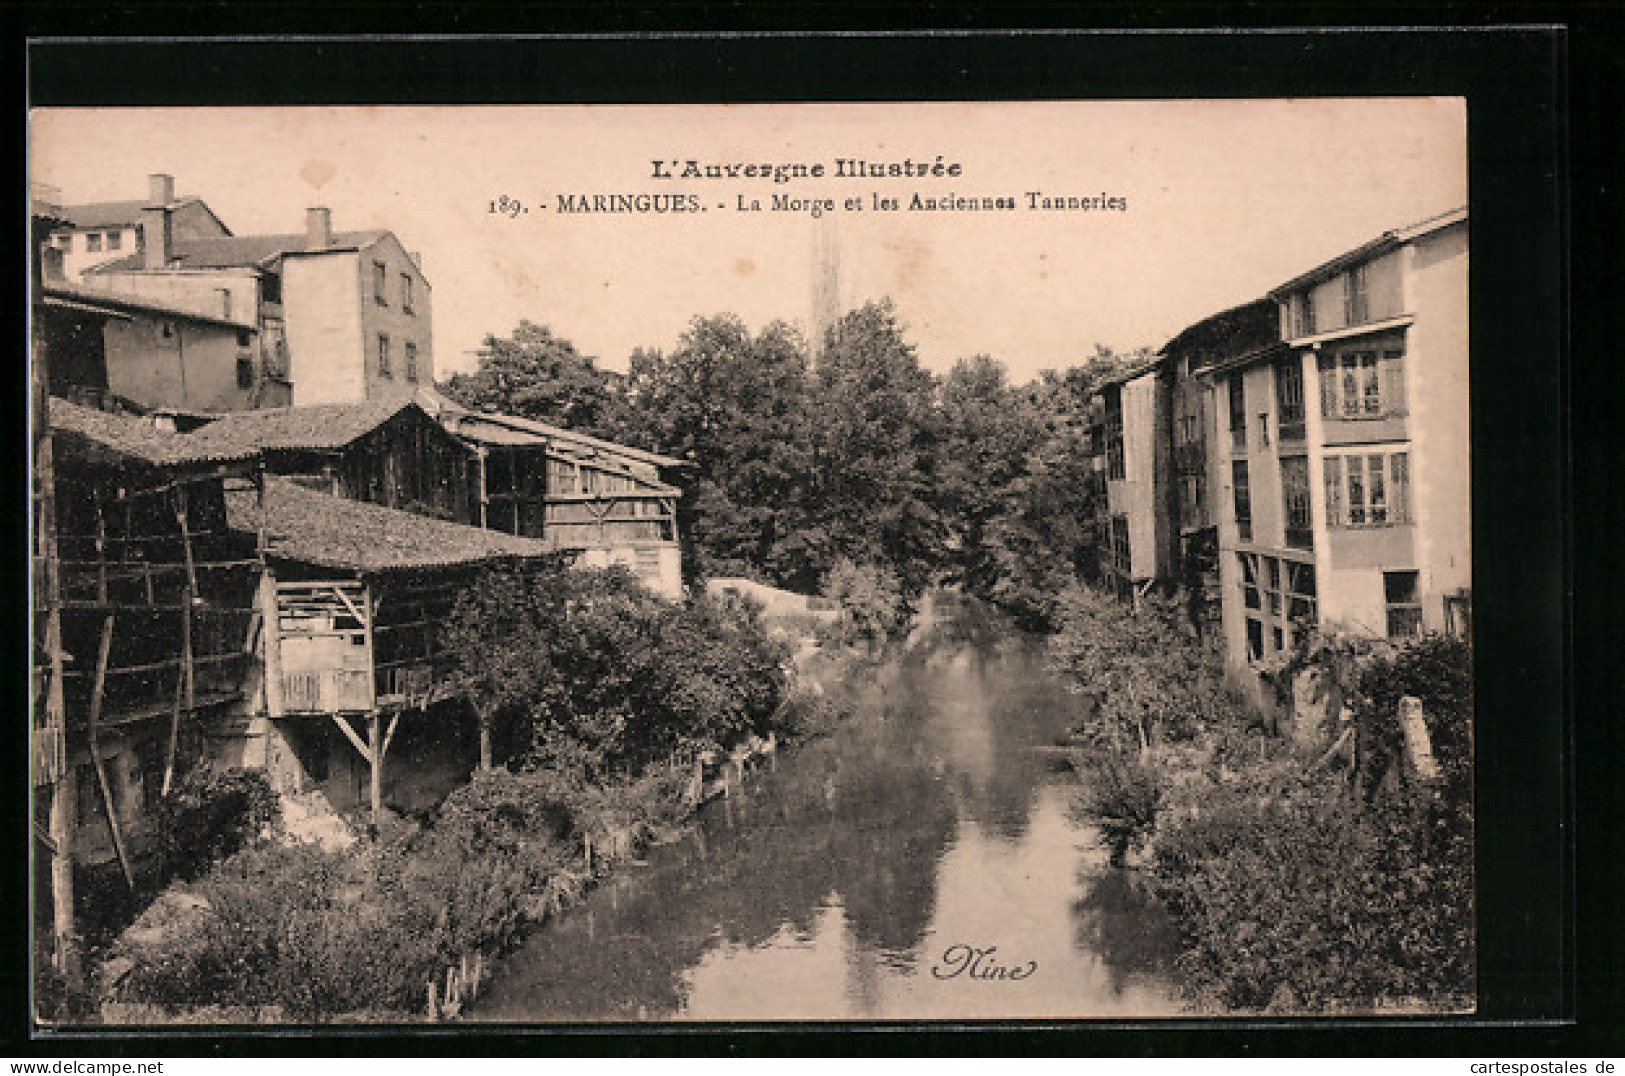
left=1093, top=355, right=1165, bottom=393
left=226, top=476, right=552, bottom=573
left=56, top=197, right=206, bottom=230
left=1158, top=296, right=1278, bottom=361
left=180, top=399, right=423, bottom=456
left=87, top=231, right=388, bottom=274
left=39, top=282, right=251, bottom=330
left=1267, top=206, right=1467, bottom=299
left=416, top=386, right=688, bottom=470
left=47, top=398, right=259, bottom=469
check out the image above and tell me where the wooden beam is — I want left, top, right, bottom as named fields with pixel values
left=329, top=714, right=373, bottom=763
left=162, top=585, right=191, bottom=797
left=367, top=713, right=383, bottom=823
left=380, top=712, right=401, bottom=763
left=86, top=615, right=135, bottom=890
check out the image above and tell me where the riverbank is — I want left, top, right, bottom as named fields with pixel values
left=86, top=632, right=856, bottom=1026
left=1049, top=584, right=1475, bottom=1014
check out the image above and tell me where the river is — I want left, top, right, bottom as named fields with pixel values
left=471, top=595, right=1183, bottom=1022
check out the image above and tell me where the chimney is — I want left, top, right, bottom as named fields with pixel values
left=305, top=207, right=333, bottom=250
left=147, top=173, right=175, bottom=207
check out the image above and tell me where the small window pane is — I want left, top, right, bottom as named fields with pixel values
left=1384, top=570, right=1420, bottom=605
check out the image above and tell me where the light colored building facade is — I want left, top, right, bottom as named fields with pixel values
left=40, top=173, right=232, bottom=283
left=1207, top=208, right=1469, bottom=691
left=86, top=189, right=432, bottom=409
left=1092, top=361, right=1174, bottom=603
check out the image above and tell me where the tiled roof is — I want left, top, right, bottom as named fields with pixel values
left=226, top=476, right=552, bottom=573
left=56, top=197, right=203, bottom=229
left=417, top=386, right=688, bottom=470
left=88, top=231, right=388, bottom=273
left=47, top=398, right=259, bottom=469
left=180, top=399, right=420, bottom=456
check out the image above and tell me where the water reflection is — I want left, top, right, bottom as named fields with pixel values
left=472, top=597, right=1183, bottom=1021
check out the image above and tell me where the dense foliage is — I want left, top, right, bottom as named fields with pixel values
left=1052, top=590, right=1476, bottom=1013
left=440, top=305, right=1143, bottom=626
left=152, top=766, right=281, bottom=881
left=109, top=764, right=694, bottom=1020
left=440, top=561, right=793, bottom=780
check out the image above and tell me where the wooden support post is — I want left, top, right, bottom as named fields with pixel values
left=86, top=615, right=135, bottom=890
left=93, top=487, right=108, bottom=604
left=476, top=447, right=489, bottom=530
left=47, top=765, right=79, bottom=981
left=367, top=714, right=383, bottom=824
left=162, top=585, right=192, bottom=797
left=175, top=485, right=198, bottom=597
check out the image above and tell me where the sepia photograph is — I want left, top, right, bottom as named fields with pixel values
left=29, top=93, right=1478, bottom=1027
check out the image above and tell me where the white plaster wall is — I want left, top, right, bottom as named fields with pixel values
left=1404, top=222, right=1471, bottom=627
left=283, top=252, right=365, bottom=405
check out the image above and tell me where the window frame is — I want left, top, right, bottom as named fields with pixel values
left=404, top=341, right=419, bottom=382
left=1280, top=454, right=1313, bottom=549
left=1323, top=450, right=1411, bottom=528
left=85, top=232, right=103, bottom=253
left=401, top=272, right=415, bottom=314
left=1231, top=459, right=1252, bottom=542
left=373, top=260, right=389, bottom=306
left=1228, top=374, right=1246, bottom=450
left=377, top=333, right=392, bottom=377
left=1384, top=569, right=1423, bottom=638
left=1275, top=357, right=1306, bottom=442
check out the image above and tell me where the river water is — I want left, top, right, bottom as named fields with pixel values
left=472, top=597, right=1183, bottom=1022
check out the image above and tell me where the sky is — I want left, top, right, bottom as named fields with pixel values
left=30, top=100, right=1465, bottom=383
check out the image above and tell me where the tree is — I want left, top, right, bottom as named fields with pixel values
left=615, top=314, right=820, bottom=588
left=439, top=320, right=616, bottom=433
left=808, top=300, right=944, bottom=595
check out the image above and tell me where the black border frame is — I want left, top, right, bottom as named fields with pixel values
left=11, top=18, right=1602, bottom=1058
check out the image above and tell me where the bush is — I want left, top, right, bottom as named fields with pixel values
left=442, top=563, right=793, bottom=780
left=1049, top=585, right=1231, bottom=751
left=1151, top=772, right=1472, bottom=1011
left=152, top=766, right=280, bottom=881
left=817, top=559, right=912, bottom=648
left=1076, top=752, right=1164, bottom=867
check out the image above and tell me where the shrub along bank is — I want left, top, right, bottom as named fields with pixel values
left=99, top=564, right=835, bottom=1022
left=1050, top=585, right=1474, bottom=1013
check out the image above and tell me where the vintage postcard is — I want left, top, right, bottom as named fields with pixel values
left=30, top=94, right=1478, bottom=1027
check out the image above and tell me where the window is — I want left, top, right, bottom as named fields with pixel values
left=1263, top=556, right=1282, bottom=614
left=404, top=342, right=419, bottom=382
left=401, top=273, right=415, bottom=313
left=1228, top=375, right=1246, bottom=450
left=1281, top=456, right=1313, bottom=549
left=1344, top=264, right=1369, bottom=325
left=1384, top=570, right=1423, bottom=638
left=1105, top=393, right=1125, bottom=480
left=1289, top=292, right=1315, bottom=337
left=86, top=232, right=103, bottom=252
left=106, top=230, right=122, bottom=252
left=1240, top=552, right=1317, bottom=660
left=1238, top=551, right=1260, bottom=607
left=217, top=288, right=233, bottom=321
left=1318, top=345, right=1406, bottom=420
left=1232, top=460, right=1252, bottom=541
left=261, top=272, right=282, bottom=305
left=373, top=261, right=388, bottom=305
left=1324, top=451, right=1411, bottom=527
left=1246, top=618, right=1264, bottom=661
left=377, top=334, right=392, bottom=376
left=1286, top=561, right=1318, bottom=626
left=1275, top=358, right=1306, bottom=441
left=236, top=355, right=255, bottom=390
left=1110, top=515, right=1131, bottom=574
